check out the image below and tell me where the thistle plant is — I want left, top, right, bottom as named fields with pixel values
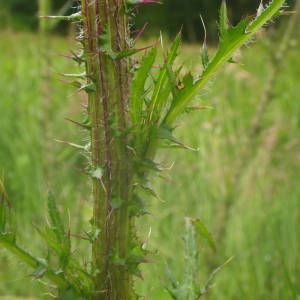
left=0, top=0, right=285, bottom=299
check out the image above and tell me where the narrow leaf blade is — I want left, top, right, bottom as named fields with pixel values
left=130, top=47, right=157, bottom=125
left=47, top=191, right=65, bottom=243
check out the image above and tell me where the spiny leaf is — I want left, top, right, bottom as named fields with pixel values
left=167, top=72, right=193, bottom=119
left=60, top=237, right=71, bottom=269
left=126, top=242, right=150, bottom=278
left=157, top=125, right=198, bottom=151
left=165, top=264, right=179, bottom=289
left=182, top=218, right=198, bottom=300
left=140, top=181, right=162, bottom=202
left=0, top=232, right=69, bottom=289
left=34, top=224, right=62, bottom=254
left=115, top=48, right=144, bottom=59
left=166, top=218, right=198, bottom=300
left=48, top=191, right=65, bottom=244
left=130, top=46, right=157, bottom=126
left=164, top=0, right=285, bottom=125
left=165, top=61, right=178, bottom=98
left=148, top=31, right=182, bottom=124
left=34, top=225, right=91, bottom=287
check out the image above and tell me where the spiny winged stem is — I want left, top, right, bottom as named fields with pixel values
left=81, top=0, right=133, bottom=298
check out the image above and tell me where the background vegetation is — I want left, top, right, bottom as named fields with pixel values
left=0, top=0, right=299, bottom=299
left=1, top=0, right=296, bottom=39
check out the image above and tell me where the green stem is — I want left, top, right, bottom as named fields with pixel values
left=81, top=1, right=132, bottom=298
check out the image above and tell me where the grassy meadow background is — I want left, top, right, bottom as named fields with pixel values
left=0, top=9, right=299, bottom=300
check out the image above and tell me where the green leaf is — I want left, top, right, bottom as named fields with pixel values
left=126, top=243, right=149, bottom=278
left=191, top=218, right=216, bottom=251
left=166, top=218, right=198, bottom=300
left=166, top=72, right=194, bottom=121
left=165, top=264, right=179, bottom=289
left=130, top=46, right=157, bottom=126
left=140, top=182, right=162, bottom=202
left=59, top=234, right=71, bottom=269
left=0, top=232, right=69, bottom=289
left=147, top=31, right=182, bottom=124
left=47, top=191, right=71, bottom=269
left=34, top=225, right=62, bottom=254
left=115, top=48, right=142, bottom=59
left=47, top=191, right=65, bottom=244
left=157, top=125, right=198, bottom=151
left=164, top=0, right=285, bottom=125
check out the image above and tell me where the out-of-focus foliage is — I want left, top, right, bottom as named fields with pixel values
left=0, top=0, right=69, bottom=31
left=1, top=0, right=296, bottom=40
left=136, top=0, right=296, bottom=41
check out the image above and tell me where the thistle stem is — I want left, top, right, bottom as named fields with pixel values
left=81, top=0, right=132, bottom=298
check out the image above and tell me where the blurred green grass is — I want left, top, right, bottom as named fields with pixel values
left=0, top=30, right=299, bottom=299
